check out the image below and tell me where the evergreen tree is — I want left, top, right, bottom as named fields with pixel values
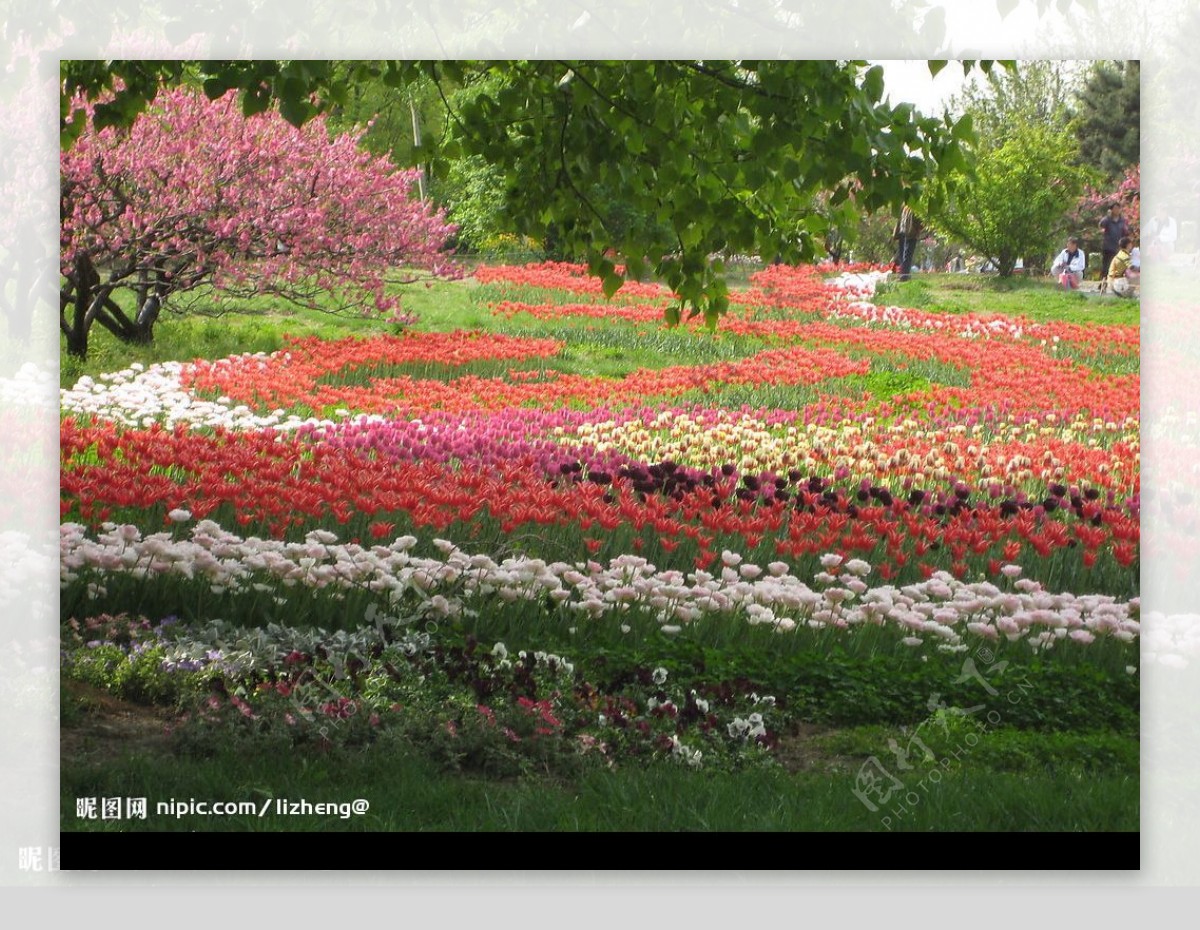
left=1074, top=61, right=1140, bottom=179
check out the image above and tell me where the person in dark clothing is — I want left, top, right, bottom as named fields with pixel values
left=1098, top=204, right=1129, bottom=294
left=893, top=205, right=924, bottom=281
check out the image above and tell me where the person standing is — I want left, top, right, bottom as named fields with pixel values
left=1098, top=204, right=1129, bottom=294
left=1051, top=236, right=1086, bottom=290
left=893, top=205, right=924, bottom=281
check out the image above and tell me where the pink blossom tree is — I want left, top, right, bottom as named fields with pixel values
left=1066, top=163, right=1140, bottom=257
left=60, top=87, right=458, bottom=358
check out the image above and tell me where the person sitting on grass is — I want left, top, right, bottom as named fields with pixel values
left=1051, top=236, right=1086, bottom=290
left=1107, top=236, right=1136, bottom=298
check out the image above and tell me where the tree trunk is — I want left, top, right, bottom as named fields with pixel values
left=62, top=292, right=90, bottom=357
left=409, top=97, right=427, bottom=203
left=60, top=253, right=160, bottom=357
left=91, top=295, right=146, bottom=343
left=61, top=254, right=100, bottom=359
left=0, top=254, right=41, bottom=344
left=132, top=295, right=161, bottom=343
left=62, top=306, right=89, bottom=359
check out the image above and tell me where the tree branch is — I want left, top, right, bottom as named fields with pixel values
left=91, top=307, right=134, bottom=340
left=554, top=98, right=610, bottom=236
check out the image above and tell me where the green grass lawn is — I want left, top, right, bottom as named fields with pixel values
left=62, top=724, right=1137, bottom=832
left=873, top=273, right=1140, bottom=326
left=59, top=268, right=1140, bottom=389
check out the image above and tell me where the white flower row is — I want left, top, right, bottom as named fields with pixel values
left=0, top=363, right=58, bottom=408
left=1140, top=612, right=1200, bottom=669
left=830, top=300, right=1034, bottom=341
left=61, top=520, right=1140, bottom=653
left=59, top=358, right=335, bottom=432
left=798, top=272, right=1047, bottom=343
left=826, top=270, right=891, bottom=298
left=0, top=529, right=56, bottom=615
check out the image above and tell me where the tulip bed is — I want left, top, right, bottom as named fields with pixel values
left=60, top=262, right=1139, bottom=830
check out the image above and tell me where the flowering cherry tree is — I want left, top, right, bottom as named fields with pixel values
left=60, top=87, right=458, bottom=358
left=1066, top=163, right=1140, bottom=257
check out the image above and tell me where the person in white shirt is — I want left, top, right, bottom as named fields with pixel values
left=1051, top=236, right=1086, bottom=290
left=1143, top=211, right=1177, bottom=261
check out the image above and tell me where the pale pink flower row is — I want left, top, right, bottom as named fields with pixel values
left=61, top=520, right=1139, bottom=653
